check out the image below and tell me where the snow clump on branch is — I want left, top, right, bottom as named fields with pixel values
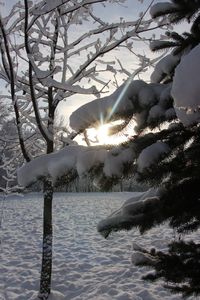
left=17, top=145, right=135, bottom=187
left=171, top=44, right=200, bottom=126
left=70, top=80, right=175, bottom=133
left=137, top=142, right=170, bottom=173
left=97, top=188, right=161, bottom=237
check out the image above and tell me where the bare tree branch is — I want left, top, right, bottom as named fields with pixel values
left=24, top=0, right=52, bottom=143
left=0, top=15, right=30, bottom=162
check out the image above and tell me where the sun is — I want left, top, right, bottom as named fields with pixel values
left=96, top=124, right=110, bottom=144
left=86, top=124, right=110, bottom=144
left=85, top=120, right=135, bottom=145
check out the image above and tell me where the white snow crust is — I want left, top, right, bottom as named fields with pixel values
left=138, top=86, right=157, bottom=107
left=131, top=251, right=155, bottom=266
left=48, top=291, right=65, bottom=300
left=70, top=79, right=173, bottom=133
left=17, top=139, right=171, bottom=188
left=137, top=142, right=170, bottom=172
left=18, top=78, right=175, bottom=189
left=151, top=54, right=180, bottom=83
left=171, top=44, right=200, bottom=126
left=148, top=104, right=165, bottom=121
left=0, top=192, right=184, bottom=300
left=17, top=146, right=84, bottom=186
left=97, top=189, right=167, bottom=242
left=17, top=145, right=135, bottom=187
left=103, top=148, right=133, bottom=177
left=70, top=80, right=146, bottom=132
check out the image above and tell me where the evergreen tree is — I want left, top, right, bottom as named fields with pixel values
left=96, top=1, right=200, bottom=297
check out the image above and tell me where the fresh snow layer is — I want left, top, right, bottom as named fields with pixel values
left=98, top=189, right=161, bottom=235
left=150, top=54, right=180, bottom=83
left=17, top=146, right=84, bottom=186
left=70, top=77, right=173, bottom=134
left=137, top=142, right=170, bottom=172
left=171, top=44, right=200, bottom=126
left=69, top=81, right=145, bottom=132
left=0, top=192, right=185, bottom=300
left=17, top=146, right=134, bottom=187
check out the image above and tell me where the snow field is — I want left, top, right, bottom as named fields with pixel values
left=0, top=193, right=185, bottom=300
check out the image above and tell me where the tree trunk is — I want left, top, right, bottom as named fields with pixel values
left=38, top=179, right=53, bottom=300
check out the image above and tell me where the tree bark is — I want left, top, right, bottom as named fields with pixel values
left=38, top=179, right=53, bottom=300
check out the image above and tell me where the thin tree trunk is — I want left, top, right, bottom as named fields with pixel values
left=38, top=179, right=53, bottom=300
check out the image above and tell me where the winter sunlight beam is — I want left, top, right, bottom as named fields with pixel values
left=106, top=66, right=148, bottom=123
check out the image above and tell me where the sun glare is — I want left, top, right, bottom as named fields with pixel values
left=86, top=119, right=136, bottom=145
left=96, top=124, right=109, bottom=143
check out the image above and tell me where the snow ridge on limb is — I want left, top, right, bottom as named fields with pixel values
left=98, top=175, right=200, bottom=238
left=137, top=142, right=170, bottom=173
left=17, top=145, right=85, bottom=187
left=17, top=125, right=176, bottom=190
left=17, top=144, right=134, bottom=187
left=97, top=189, right=161, bottom=237
left=69, top=80, right=142, bottom=131
left=70, top=80, right=176, bottom=133
left=171, top=44, right=200, bottom=126
left=150, top=54, right=180, bottom=83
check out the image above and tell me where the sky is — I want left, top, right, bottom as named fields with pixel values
left=1, top=0, right=143, bottom=16
left=0, top=0, right=188, bottom=125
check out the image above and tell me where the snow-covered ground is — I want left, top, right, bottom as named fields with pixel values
left=0, top=192, right=183, bottom=300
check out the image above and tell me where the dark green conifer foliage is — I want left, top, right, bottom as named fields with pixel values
left=139, top=241, right=200, bottom=297
left=134, top=1, right=200, bottom=296
left=151, top=1, right=200, bottom=55
left=98, top=1, right=200, bottom=297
